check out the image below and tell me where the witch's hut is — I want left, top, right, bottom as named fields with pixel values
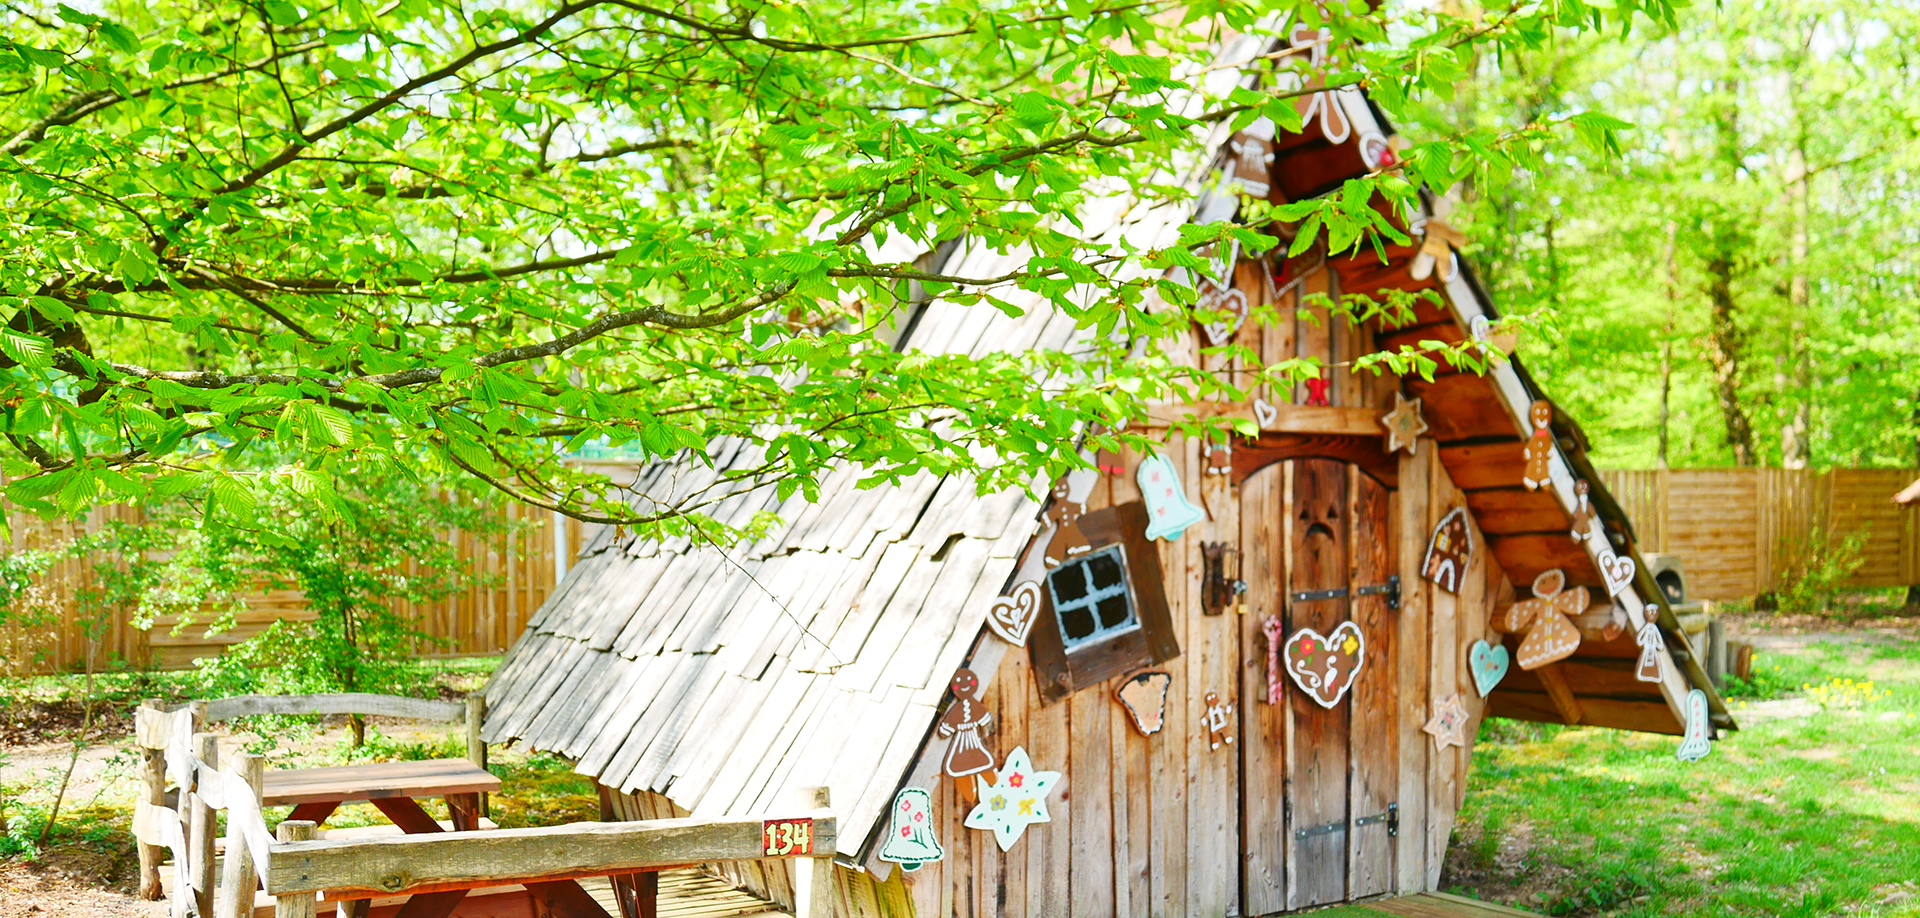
left=481, top=25, right=1733, bottom=918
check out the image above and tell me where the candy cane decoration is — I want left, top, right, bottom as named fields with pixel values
left=1261, top=616, right=1286, bottom=704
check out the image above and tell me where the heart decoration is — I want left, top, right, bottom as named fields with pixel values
left=1596, top=548, right=1636, bottom=597
left=1196, top=279, right=1249, bottom=346
left=1468, top=639, right=1509, bottom=698
left=1252, top=398, right=1279, bottom=430
left=1283, top=621, right=1366, bottom=708
left=986, top=581, right=1041, bottom=647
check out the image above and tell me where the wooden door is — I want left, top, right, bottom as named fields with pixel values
left=1240, top=458, right=1399, bottom=913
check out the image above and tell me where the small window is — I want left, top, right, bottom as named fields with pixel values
left=1027, top=502, right=1181, bottom=704
left=1047, top=545, right=1139, bottom=649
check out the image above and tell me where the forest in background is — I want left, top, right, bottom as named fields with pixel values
left=1412, top=0, right=1920, bottom=470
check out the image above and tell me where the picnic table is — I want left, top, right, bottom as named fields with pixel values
left=264, top=758, right=620, bottom=917
left=264, top=758, right=500, bottom=835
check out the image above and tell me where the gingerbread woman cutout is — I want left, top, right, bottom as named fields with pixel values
left=937, top=668, right=996, bottom=778
left=1521, top=400, right=1554, bottom=490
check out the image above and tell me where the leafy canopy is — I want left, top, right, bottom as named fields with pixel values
left=0, top=0, right=1666, bottom=536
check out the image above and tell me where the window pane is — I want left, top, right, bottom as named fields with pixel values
left=1061, top=605, right=1097, bottom=641
left=1096, top=595, right=1130, bottom=630
left=1087, top=553, right=1125, bottom=589
left=1051, top=565, right=1090, bottom=604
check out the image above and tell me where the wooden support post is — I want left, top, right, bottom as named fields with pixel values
left=136, top=699, right=168, bottom=901
left=189, top=732, right=219, bottom=918
left=1534, top=663, right=1585, bottom=725
left=465, top=694, right=488, bottom=817
left=217, top=752, right=265, bottom=918
left=792, top=786, right=834, bottom=918
left=273, top=822, right=318, bottom=918
left=1707, top=620, right=1728, bottom=689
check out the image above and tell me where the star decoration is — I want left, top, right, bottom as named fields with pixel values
left=1379, top=392, right=1429, bottom=455
left=1424, top=694, right=1470, bottom=752
left=962, top=746, right=1060, bottom=852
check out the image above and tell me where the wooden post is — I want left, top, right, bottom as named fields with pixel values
left=189, top=732, right=218, bottom=918
left=792, top=786, right=834, bottom=918
left=273, top=822, right=318, bottom=918
left=1707, top=619, right=1728, bottom=689
left=216, top=753, right=264, bottom=918
left=136, top=699, right=168, bottom=901
left=465, top=693, right=488, bottom=817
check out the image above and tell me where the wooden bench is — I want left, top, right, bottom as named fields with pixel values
left=134, top=692, right=494, bottom=915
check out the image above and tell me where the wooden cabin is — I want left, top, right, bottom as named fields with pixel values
left=481, top=28, right=1733, bottom=918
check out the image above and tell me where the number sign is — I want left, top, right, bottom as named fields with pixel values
left=762, top=818, right=815, bottom=857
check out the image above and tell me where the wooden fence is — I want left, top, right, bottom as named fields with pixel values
left=1599, top=467, right=1920, bottom=601
left=1, top=500, right=589, bottom=676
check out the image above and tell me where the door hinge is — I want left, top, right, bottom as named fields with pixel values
left=1357, top=575, right=1401, bottom=610
left=1291, top=587, right=1347, bottom=603
left=1295, top=802, right=1398, bottom=840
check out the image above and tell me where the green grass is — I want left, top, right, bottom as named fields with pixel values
left=1452, top=640, right=1920, bottom=917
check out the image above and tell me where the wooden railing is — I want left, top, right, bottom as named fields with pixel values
left=1599, top=467, right=1920, bottom=601
left=132, top=693, right=487, bottom=908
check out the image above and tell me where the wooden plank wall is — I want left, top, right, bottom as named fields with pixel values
left=882, top=264, right=1502, bottom=918
left=0, top=501, right=589, bottom=675
left=1596, top=468, right=1920, bottom=600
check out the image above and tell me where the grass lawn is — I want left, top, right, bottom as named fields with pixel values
left=1448, top=636, right=1920, bottom=917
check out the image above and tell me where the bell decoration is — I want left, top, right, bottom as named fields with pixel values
left=877, top=786, right=944, bottom=871
left=1137, top=454, right=1207, bottom=541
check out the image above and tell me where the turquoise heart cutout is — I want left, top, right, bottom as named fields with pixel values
left=1469, top=640, right=1509, bottom=698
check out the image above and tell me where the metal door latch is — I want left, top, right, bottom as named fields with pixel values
left=1357, top=575, right=1402, bottom=610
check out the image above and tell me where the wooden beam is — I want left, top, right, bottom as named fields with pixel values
left=207, top=694, right=467, bottom=723
left=1533, top=663, right=1584, bottom=725
left=1487, top=691, right=1681, bottom=735
left=1230, top=434, right=1398, bottom=489
left=267, top=812, right=838, bottom=897
left=1143, top=401, right=1381, bottom=437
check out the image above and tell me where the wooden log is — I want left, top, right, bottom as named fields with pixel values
left=138, top=699, right=168, bottom=901
left=266, top=811, right=838, bottom=897
left=274, top=822, right=320, bottom=918
left=1532, top=663, right=1584, bottom=725
left=218, top=753, right=267, bottom=918
left=189, top=732, right=219, bottom=918
left=205, top=694, right=466, bottom=723
left=1707, top=620, right=1728, bottom=689
left=792, top=788, right=835, bottom=918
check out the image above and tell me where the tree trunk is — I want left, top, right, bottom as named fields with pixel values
left=1780, top=79, right=1813, bottom=469
left=1703, top=251, right=1757, bottom=466
left=1704, top=78, right=1758, bottom=467
left=1659, top=222, right=1679, bottom=470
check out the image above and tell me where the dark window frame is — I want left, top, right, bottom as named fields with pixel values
left=1029, top=501, right=1181, bottom=704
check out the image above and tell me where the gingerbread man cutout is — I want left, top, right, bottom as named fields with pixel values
left=1041, top=478, right=1090, bottom=568
left=1569, top=479, right=1595, bottom=541
left=1505, top=569, right=1587, bottom=670
left=1521, top=400, right=1554, bottom=490
left=1201, top=692, right=1235, bottom=750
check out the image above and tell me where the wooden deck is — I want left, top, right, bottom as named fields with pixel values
left=1290, top=891, right=1542, bottom=917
